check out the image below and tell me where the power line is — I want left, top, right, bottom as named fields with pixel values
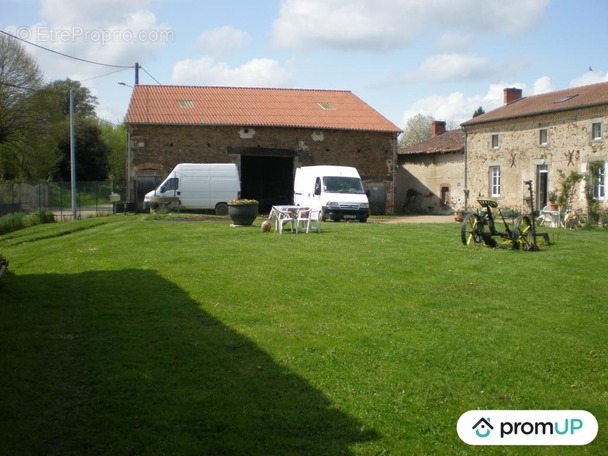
left=0, top=81, right=38, bottom=92
left=0, top=29, right=132, bottom=69
left=139, top=65, right=162, bottom=85
left=77, top=67, right=132, bottom=83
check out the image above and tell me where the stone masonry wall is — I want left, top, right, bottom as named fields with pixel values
left=128, top=124, right=397, bottom=182
left=397, top=152, right=464, bottom=214
left=465, top=105, right=607, bottom=212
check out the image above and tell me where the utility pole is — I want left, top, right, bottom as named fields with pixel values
left=69, top=88, right=77, bottom=220
left=135, top=62, right=139, bottom=85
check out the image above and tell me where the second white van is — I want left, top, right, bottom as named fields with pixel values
left=294, top=165, right=370, bottom=222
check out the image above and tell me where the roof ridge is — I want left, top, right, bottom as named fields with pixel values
left=134, top=84, right=353, bottom=94
left=461, top=80, right=608, bottom=127
left=126, top=84, right=401, bottom=133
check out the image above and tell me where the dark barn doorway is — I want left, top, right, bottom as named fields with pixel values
left=240, top=155, right=294, bottom=213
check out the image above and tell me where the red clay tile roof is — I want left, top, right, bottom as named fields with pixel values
left=462, top=81, right=608, bottom=127
left=398, top=129, right=464, bottom=155
left=125, top=85, right=401, bottom=133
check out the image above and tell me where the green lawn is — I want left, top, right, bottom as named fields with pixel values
left=0, top=215, right=606, bottom=455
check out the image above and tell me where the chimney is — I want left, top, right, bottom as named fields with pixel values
left=432, top=120, right=446, bottom=137
left=504, top=87, right=523, bottom=105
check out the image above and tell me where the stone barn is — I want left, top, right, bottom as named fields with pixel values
left=124, top=85, right=401, bottom=212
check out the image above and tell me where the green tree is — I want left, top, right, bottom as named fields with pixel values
left=0, top=33, right=62, bottom=180
left=99, top=120, right=127, bottom=181
left=0, top=33, right=43, bottom=147
left=45, top=79, right=98, bottom=118
left=473, top=106, right=485, bottom=117
left=45, top=79, right=110, bottom=181
left=399, top=114, right=434, bottom=147
left=55, top=117, right=109, bottom=182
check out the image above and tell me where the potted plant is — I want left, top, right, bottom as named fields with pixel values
left=227, top=199, right=259, bottom=226
left=548, top=190, right=559, bottom=210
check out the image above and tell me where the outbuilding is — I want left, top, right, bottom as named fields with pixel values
left=397, top=121, right=465, bottom=214
left=125, top=85, right=401, bottom=212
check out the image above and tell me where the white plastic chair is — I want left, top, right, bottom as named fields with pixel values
left=308, top=209, right=322, bottom=233
left=278, top=209, right=295, bottom=233
left=295, top=208, right=312, bottom=233
left=537, top=205, right=561, bottom=228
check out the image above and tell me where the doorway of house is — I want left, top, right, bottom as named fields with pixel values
left=240, top=155, right=294, bottom=213
left=537, top=165, right=549, bottom=210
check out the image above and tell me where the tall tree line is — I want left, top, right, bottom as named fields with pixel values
left=0, top=33, right=126, bottom=182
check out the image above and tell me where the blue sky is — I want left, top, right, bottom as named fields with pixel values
left=2, top=0, right=607, bottom=129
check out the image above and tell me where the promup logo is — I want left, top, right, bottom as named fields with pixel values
left=472, top=417, right=493, bottom=438
left=457, top=410, right=598, bottom=446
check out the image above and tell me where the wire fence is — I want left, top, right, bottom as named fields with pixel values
left=0, top=181, right=134, bottom=221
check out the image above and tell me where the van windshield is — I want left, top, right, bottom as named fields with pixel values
left=323, top=176, right=365, bottom=194
left=160, top=177, right=179, bottom=193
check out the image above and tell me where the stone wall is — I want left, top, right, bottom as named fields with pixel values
left=465, top=105, right=608, bottom=212
left=397, top=152, right=464, bottom=214
left=127, top=124, right=398, bottom=211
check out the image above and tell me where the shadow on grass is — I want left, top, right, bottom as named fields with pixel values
left=0, top=270, right=378, bottom=455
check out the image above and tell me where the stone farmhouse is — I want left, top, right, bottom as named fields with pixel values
left=461, top=82, right=608, bottom=215
left=397, top=121, right=464, bottom=214
left=124, top=85, right=401, bottom=212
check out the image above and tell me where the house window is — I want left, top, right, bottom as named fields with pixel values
left=491, top=134, right=499, bottom=149
left=592, top=122, right=602, bottom=140
left=591, top=162, right=606, bottom=200
left=539, top=129, right=548, bottom=145
left=440, top=185, right=450, bottom=206
left=489, top=166, right=501, bottom=197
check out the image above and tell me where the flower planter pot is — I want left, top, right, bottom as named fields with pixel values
left=228, top=202, right=258, bottom=226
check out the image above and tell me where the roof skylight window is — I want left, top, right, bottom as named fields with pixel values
left=554, top=94, right=578, bottom=103
left=178, top=100, right=195, bottom=108
left=318, top=102, right=335, bottom=110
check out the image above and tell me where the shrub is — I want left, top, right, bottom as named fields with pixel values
left=0, top=213, right=26, bottom=235
left=0, top=210, right=55, bottom=235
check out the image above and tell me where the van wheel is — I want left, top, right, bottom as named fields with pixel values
left=215, top=203, right=229, bottom=216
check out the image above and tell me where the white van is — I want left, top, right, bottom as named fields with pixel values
left=143, top=163, right=240, bottom=215
left=294, top=165, right=370, bottom=222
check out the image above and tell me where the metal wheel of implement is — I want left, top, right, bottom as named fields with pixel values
left=461, top=213, right=485, bottom=246
left=513, top=215, right=534, bottom=250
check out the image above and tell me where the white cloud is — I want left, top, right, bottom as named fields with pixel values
left=400, top=80, right=533, bottom=126
left=570, top=69, right=608, bottom=88
left=196, top=26, right=251, bottom=57
left=532, top=76, right=552, bottom=94
left=406, top=53, right=494, bottom=83
left=170, top=57, right=293, bottom=87
left=22, top=0, right=172, bottom=76
left=272, top=0, right=550, bottom=51
left=40, top=0, right=151, bottom=26
left=398, top=72, right=607, bottom=128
